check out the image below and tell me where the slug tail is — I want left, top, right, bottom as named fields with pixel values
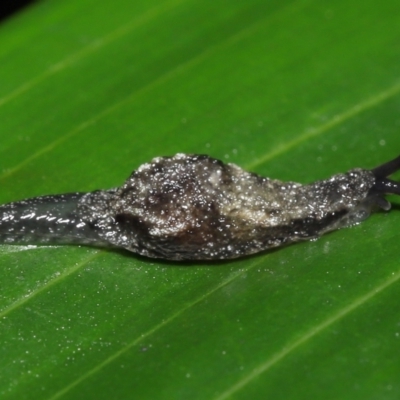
left=0, top=193, right=104, bottom=246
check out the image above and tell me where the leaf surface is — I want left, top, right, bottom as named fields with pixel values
left=1, top=0, right=400, bottom=399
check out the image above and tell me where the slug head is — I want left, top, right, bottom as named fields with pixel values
left=369, top=155, right=400, bottom=211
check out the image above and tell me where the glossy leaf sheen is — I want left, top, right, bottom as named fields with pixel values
left=1, top=0, right=400, bottom=399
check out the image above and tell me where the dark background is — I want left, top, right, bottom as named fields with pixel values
left=0, top=0, right=37, bottom=22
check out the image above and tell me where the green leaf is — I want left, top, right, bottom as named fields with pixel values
left=1, top=0, right=400, bottom=399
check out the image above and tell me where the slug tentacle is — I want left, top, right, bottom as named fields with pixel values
left=365, top=154, right=400, bottom=211
left=0, top=153, right=399, bottom=260
left=372, top=178, right=400, bottom=196
left=372, top=154, right=400, bottom=179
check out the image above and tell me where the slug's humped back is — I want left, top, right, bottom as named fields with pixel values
left=76, top=154, right=385, bottom=260
left=0, top=153, right=399, bottom=260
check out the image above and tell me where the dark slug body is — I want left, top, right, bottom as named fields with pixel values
left=1, top=153, right=400, bottom=260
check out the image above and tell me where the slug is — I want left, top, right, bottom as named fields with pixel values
left=0, top=153, right=399, bottom=260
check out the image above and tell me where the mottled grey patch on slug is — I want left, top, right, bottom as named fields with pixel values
left=0, top=153, right=399, bottom=260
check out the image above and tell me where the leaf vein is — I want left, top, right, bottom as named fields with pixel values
left=46, top=260, right=264, bottom=400
left=0, top=0, right=187, bottom=108
left=0, top=1, right=298, bottom=182
left=0, top=251, right=101, bottom=319
left=245, top=80, right=400, bottom=171
left=214, top=268, right=400, bottom=400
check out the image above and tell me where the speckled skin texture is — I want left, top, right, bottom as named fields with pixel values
left=0, top=153, right=399, bottom=260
